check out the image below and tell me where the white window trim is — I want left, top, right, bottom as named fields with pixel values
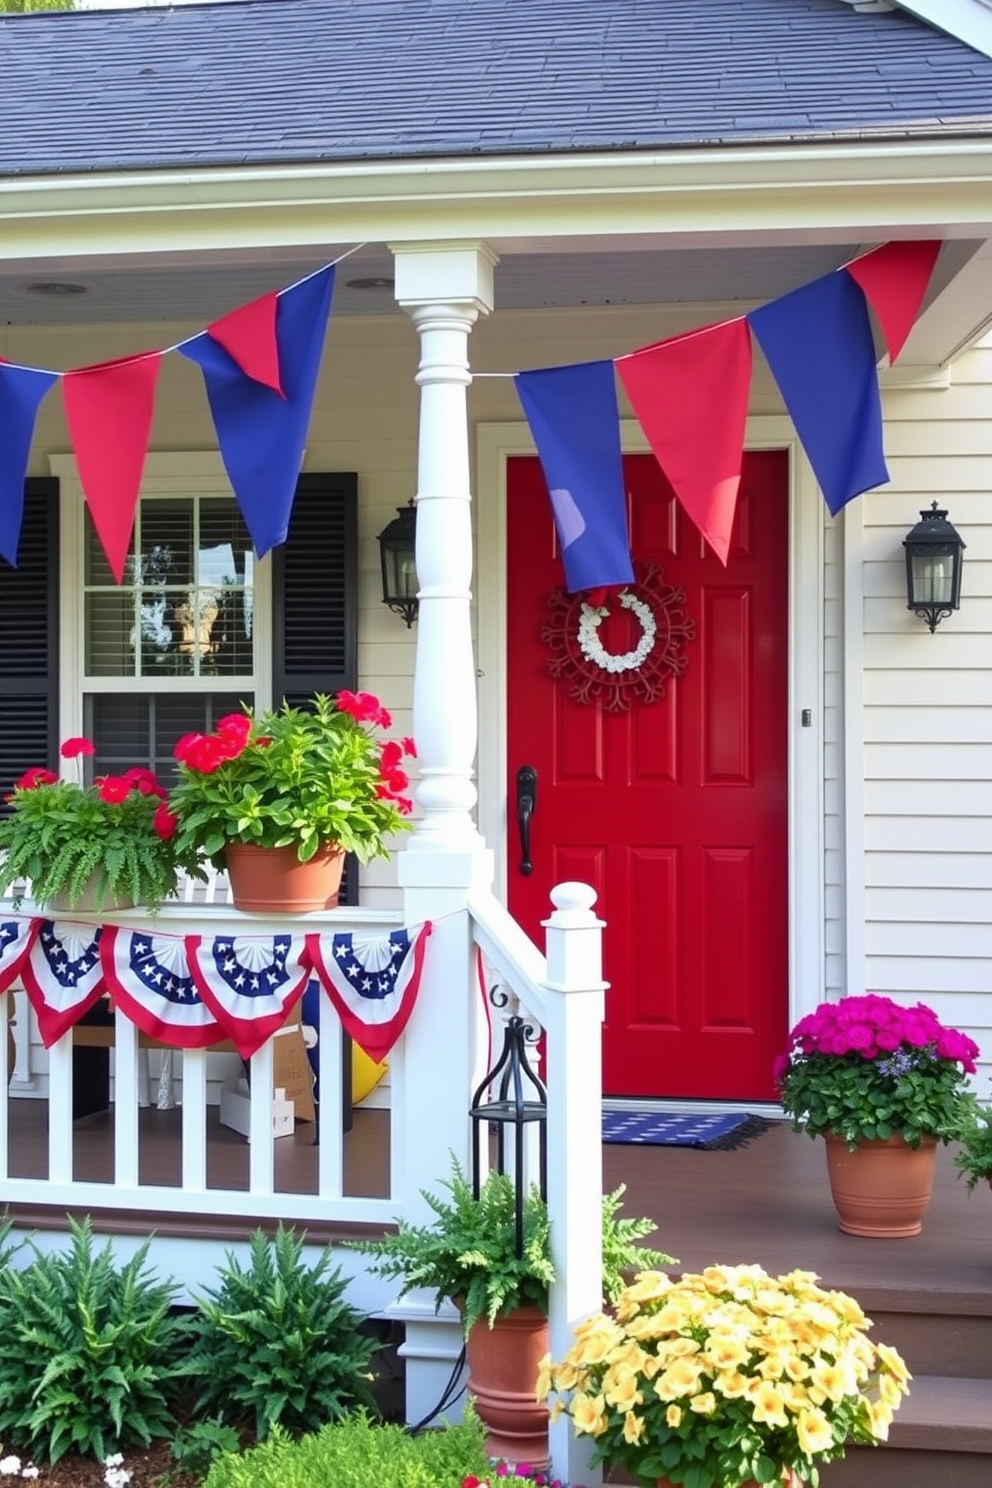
left=49, top=451, right=273, bottom=748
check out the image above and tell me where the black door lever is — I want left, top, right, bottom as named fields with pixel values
left=516, top=765, right=537, bottom=875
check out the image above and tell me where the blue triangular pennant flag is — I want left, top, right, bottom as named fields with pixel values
left=515, top=359, right=633, bottom=592
left=179, top=266, right=335, bottom=556
left=747, top=271, right=888, bottom=516
left=0, top=362, right=59, bottom=565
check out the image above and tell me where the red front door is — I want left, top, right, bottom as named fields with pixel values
left=506, top=452, right=789, bottom=1100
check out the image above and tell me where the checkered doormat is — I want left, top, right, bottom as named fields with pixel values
left=602, top=1110, right=774, bottom=1149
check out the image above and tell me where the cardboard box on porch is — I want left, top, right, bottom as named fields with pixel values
left=220, top=1079, right=294, bottom=1140
left=272, top=1019, right=316, bottom=1123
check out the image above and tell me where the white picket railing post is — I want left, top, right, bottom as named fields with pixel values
left=542, top=881, right=606, bottom=1488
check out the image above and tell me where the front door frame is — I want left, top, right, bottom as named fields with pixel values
left=475, top=416, right=826, bottom=1045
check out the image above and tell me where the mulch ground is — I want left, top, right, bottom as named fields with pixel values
left=10, top=1442, right=198, bottom=1488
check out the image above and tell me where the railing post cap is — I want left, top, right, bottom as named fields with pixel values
left=546, top=882, right=601, bottom=925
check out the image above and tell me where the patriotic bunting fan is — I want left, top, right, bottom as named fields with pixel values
left=306, top=922, right=432, bottom=1062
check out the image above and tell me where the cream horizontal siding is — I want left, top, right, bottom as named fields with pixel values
left=859, top=332, right=992, bottom=1098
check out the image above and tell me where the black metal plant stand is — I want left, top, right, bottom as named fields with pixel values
left=468, top=985, right=548, bottom=1259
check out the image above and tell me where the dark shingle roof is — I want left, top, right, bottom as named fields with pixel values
left=2, top=0, right=992, bottom=177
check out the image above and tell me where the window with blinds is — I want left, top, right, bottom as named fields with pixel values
left=0, top=478, right=59, bottom=802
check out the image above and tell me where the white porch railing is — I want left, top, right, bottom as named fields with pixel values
left=0, top=901, right=404, bottom=1229
left=470, top=881, right=606, bottom=1488
left=1, top=882, right=607, bottom=1487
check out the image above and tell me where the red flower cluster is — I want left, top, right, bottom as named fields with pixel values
left=175, top=713, right=253, bottom=775
left=11, top=766, right=58, bottom=794
left=337, top=689, right=392, bottom=729
left=378, top=736, right=416, bottom=814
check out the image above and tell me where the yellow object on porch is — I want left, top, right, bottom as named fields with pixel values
left=353, top=1045, right=387, bottom=1104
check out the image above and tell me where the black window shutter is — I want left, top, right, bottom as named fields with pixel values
left=272, top=473, right=359, bottom=902
left=0, top=478, right=59, bottom=804
left=272, top=473, right=358, bottom=707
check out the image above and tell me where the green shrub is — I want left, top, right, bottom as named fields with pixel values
left=0, top=1217, right=185, bottom=1462
left=181, top=1224, right=379, bottom=1440
left=202, top=1407, right=533, bottom=1488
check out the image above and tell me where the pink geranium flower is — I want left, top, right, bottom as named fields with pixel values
left=60, top=737, right=96, bottom=759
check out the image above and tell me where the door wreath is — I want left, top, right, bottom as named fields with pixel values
left=541, top=562, right=695, bottom=711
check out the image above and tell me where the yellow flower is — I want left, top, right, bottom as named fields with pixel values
left=878, top=1371, right=906, bottom=1409
left=796, top=1406, right=834, bottom=1455
left=603, top=1369, right=642, bottom=1412
left=575, top=1321, right=624, bottom=1366
left=713, top=1369, right=750, bottom=1400
left=535, top=1353, right=552, bottom=1400
left=750, top=1380, right=789, bottom=1428
left=666, top=1404, right=683, bottom=1428
left=621, top=1271, right=674, bottom=1306
left=689, top=1392, right=717, bottom=1415
left=622, top=1410, right=646, bottom=1445
left=810, top=1360, right=851, bottom=1403
left=876, top=1342, right=912, bottom=1386
left=705, top=1334, right=750, bottom=1371
left=570, top=1391, right=608, bottom=1437
left=653, top=1357, right=704, bottom=1400
left=867, top=1397, right=893, bottom=1441
left=550, top=1359, right=580, bottom=1393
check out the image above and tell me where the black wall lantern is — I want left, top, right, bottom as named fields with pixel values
left=903, top=502, right=965, bottom=634
left=377, top=500, right=418, bottom=626
left=469, top=987, right=547, bottom=1259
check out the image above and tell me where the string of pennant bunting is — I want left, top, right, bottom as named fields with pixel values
left=0, top=239, right=939, bottom=594
left=0, top=914, right=432, bottom=1062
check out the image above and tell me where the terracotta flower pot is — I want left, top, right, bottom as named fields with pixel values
left=224, top=841, right=344, bottom=913
left=465, top=1305, right=550, bottom=1469
left=657, top=1476, right=798, bottom=1487
left=824, top=1131, right=937, bottom=1237
left=51, top=873, right=138, bottom=913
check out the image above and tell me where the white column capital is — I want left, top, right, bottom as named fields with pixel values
left=390, top=241, right=498, bottom=314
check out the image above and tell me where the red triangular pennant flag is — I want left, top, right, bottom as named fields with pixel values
left=62, top=351, right=162, bottom=584
left=616, top=318, right=752, bottom=565
left=207, top=291, right=283, bottom=395
left=845, top=241, right=941, bottom=364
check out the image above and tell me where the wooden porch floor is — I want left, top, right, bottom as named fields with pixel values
left=5, top=1101, right=987, bottom=1297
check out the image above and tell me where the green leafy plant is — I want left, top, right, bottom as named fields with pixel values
left=180, top=1224, right=379, bottom=1441
left=541, top=1263, right=912, bottom=1488
left=168, top=693, right=414, bottom=867
left=170, top=1416, right=242, bottom=1477
left=201, top=1405, right=536, bottom=1488
left=0, top=1217, right=186, bottom=1463
left=954, top=1094, right=992, bottom=1194
left=0, top=736, right=202, bottom=911
left=351, top=1156, right=674, bottom=1335
left=775, top=993, right=980, bottom=1150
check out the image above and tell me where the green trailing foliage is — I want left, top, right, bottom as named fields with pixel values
left=169, top=1416, right=242, bottom=1478
left=351, top=1156, right=675, bottom=1334
left=954, top=1094, right=992, bottom=1194
left=202, top=1405, right=536, bottom=1488
left=0, top=1217, right=186, bottom=1463
left=180, top=1225, right=380, bottom=1441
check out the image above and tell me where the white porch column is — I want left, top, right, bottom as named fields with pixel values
left=389, top=242, right=498, bottom=1428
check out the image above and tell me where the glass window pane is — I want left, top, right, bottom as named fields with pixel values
left=139, top=501, right=194, bottom=588
left=83, top=494, right=254, bottom=682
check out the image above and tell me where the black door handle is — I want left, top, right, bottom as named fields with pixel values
left=516, top=765, right=537, bottom=875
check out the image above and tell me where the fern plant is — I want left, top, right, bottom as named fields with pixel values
left=180, top=1224, right=379, bottom=1441
left=0, top=737, right=202, bottom=911
left=0, top=1217, right=186, bottom=1462
left=351, top=1156, right=674, bottom=1334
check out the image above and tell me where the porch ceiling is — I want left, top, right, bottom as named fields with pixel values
left=2, top=237, right=989, bottom=367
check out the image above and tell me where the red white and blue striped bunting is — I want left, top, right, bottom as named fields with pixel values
left=100, top=927, right=225, bottom=1048
left=185, top=931, right=312, bottom=1058
left=0, top=916, right=39, bottom=995
left=20, top=920, right=106, bottom=1047
left=306, top=921, right=432, bottom=1061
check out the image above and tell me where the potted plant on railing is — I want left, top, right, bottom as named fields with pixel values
left=0, top=737, right=199, bottom=912
left=775, top=992, right=979, bottom=1237
left=351, top=1157, right=674, bottom=1469
left=539, top=1262, right=912, bottom=1488
left=168, top=692, right=415, bottom=912
left=954, top=1094, right=992, bottom=1197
